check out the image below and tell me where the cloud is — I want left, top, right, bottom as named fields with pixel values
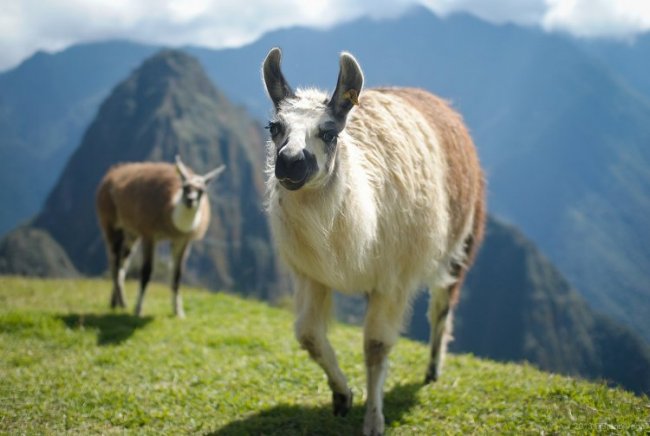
left=0, top=0, right=416, bottom=71
left=1, top=0, right=650, bottom=72
left=543, top=0, right=650, bottom=38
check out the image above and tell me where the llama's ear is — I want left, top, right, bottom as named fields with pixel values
left=328, top=52, right=364, bottom=127
left=175, top=155, right=191, bottom=182
left=263, top=47, right=295, bottom=110
left=203, top=165, right=226, bottom=184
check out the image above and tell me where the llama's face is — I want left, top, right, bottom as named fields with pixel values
left=262, top=48, right=363, bottom=192
left=175, top=156, right=226, bottom=208
left=268, top=91, right=340, bottom=191
left=180, top=177, right=206, bottom=209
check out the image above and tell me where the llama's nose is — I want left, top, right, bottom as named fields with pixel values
left=276, top=147, right=308, bottom=184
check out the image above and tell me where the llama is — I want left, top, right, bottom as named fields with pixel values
left=95, top=156, right=225, bottom=318
left=262, top=48, right=485, bottom=435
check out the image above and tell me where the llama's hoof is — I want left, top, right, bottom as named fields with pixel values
left=424, top=363, right=439, bottom=385
left=363, top=407, right=385, bottom=436
left=110, top=295, right=125, bottom=309
left=332, top=389, right=353, bottom=417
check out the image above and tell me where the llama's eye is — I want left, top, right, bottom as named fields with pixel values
left=267, top=122, right=281, bottom=137
left=321, top=131, right=336, bottom=143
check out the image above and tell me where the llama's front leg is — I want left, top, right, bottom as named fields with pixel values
left=171, top=240, right=190, bottom=318
left=134, top=239, right=154, bottom=317
left=363, top=291, right=409, bottom=436
left=294, top=277, right=352, bottom=417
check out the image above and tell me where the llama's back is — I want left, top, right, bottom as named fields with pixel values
left=379, top=88, right=484, bottom=246
left=344, top=88, right=485, bottom=289
left=96, top=162, right=181, bottom=239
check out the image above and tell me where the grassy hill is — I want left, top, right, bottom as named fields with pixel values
left=1, top=277, right=648, bottom=434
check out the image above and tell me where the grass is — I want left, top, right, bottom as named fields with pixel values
left=0, top=277, right=648, bottom=434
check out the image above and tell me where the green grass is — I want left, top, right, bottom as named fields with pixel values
left=0, top=277, right=648, bottom=434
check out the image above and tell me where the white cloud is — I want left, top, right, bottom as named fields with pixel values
left=543, top=0, right=650, bottom=39
left=1, top=0, right=650, bottom=72
left=0, top=0, right=416, bottom=71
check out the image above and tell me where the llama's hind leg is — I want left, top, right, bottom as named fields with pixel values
left=363, top=290, right=410, bottom=436
left=107, top=227, right=126, bottom=309
left=425, top=284, right=455, bottom=384
left=170, top=240, right=190, bottom=318
left=294, top=276, right=352, bottom=417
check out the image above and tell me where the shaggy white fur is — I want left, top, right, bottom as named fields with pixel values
left=171, top=189, right=205, bottom=233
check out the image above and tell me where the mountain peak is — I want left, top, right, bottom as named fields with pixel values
left=143, top=48, right=197, bottom=69
left=134, top=49, right=212, bottom=88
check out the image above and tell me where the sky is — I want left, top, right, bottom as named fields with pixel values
left=1, top=0, right=650, bottom=72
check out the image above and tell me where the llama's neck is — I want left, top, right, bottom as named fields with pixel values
left=270, top=139, right=378, bottom=287
left=171, top=191, right=203, bottom=233
left=275, top=138, right=376, bottom=224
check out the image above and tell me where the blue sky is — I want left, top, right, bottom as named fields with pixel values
left=1, top=0, right=649, bottom=71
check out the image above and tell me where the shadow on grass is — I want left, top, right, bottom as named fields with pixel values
left=59, top=313, right=153, bottom=345
left=209, top=382, right=422, bottom=435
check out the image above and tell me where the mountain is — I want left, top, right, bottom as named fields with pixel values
left=0, top=41, right=159, bottom=236
left=457, top=218, right=650, bottom=395
left=29, top=50, right=279, bottom=298
left=405, top=217, right=650, bottom=395
left=0, top=226, right=78, bottom=278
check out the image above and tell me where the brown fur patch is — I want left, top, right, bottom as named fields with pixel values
left=376, top=88, right=483, bottom=242
left=298, top=334, right=322, bottom=359
left=365, top=339, right=388, bottom=366
left=374, top=88, right=486, bottom=304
